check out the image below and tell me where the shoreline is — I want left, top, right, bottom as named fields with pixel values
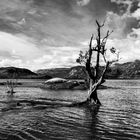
left=0, top=79, right=140, bottom=89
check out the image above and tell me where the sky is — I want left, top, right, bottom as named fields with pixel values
left=0, top=0, right=140, bottom=70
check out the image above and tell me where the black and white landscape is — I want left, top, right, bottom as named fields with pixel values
left=0, top=0, right=140, bottom=140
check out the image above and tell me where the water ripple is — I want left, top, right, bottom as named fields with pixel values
left=0, top=80, right=140, bottom=139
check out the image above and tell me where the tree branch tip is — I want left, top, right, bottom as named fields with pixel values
left=96, top=20, right=100, bottom=26
left=110, top=30, right=113, bottom=34
left=96, top=20, right=105, bottom=27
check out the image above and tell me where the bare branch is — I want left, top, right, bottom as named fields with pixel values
left=102, top=18, right=106, bottom=26
left=95, top=20, right=102, bottom=80
left=96, top=20, right=100, bottom=27
left=102, top=54, right=107, bottom=63
left=96, top=20, right=105, bottom=27
left=89, top=34, right=94, bottom=50
left=109, top=51, right=120, bottom=65
left=85, top=34, right=95, bottom=80
left=88, top=34, right=93, bottom=62
left=91, top=61, right=109, bottom=92
left=102, top=30, right=113, bottom=44
left=97, top=61, right=109, bottom=86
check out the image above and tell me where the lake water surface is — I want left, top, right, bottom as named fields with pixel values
left=0, top=80, right=140, bottom=140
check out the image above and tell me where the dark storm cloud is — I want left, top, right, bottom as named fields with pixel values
left=0, top=18, right=19, bottom=33
left=0, top=0, right=137, bottom=44
left=85, top=0, right=119, bottom=18
left=123, top=17, right=138, bottom=35
left=0, top=0, right=116, bottom=39
left=130, top=1, right=139, bottom=13
left=111, top=0, right=140, bottom=14
left=0, top=0, right=139, bottom=39
left=110, top=0, right=140, bottom=36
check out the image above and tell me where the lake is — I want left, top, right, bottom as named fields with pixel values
left=0, top=80, right=140, bottom=140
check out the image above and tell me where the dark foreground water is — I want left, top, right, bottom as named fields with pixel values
left=0, top=80, right=140, bottom=140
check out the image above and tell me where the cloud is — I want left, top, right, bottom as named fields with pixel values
left=79, top=29, right=140, bottom=64
left=111, top=0, right=140, bottom=16
left=111, top=0, right=133, bottom=9
left=0, top=59, right=23, bottom=68
left=132, top=8, right=140, bottom=19
left=77, top=0, right=90, bottom=6
left=131, top=2, right=140, bottom=19
left=106, top=11, right=129, bottom=38
left=109, top=0, right=140, bottom=42
left=0, top=31, right=84, bottom=70
left=0, top=0, right=140, bottom=70
left=0, top=31, right=43, bottom=60
left=33, top=46, right=81, bottom=69
left=105, top=0, right=140, bottom=39
left=100, top=33, right=140, bottom=63
left=128, top=27, right=140, bottom=39
left=17, top=18, right=26, bottom=25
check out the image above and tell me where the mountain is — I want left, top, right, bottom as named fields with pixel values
left=36, top=66, right=88, bottom=79
left=0, top=67, right=37, bottom=79
left=1, top=60, right=140, bottom=79
left=65, top=66, right=86, bottom=79
left=36, top=66, right=87, bottom=79
left=36, top=60, right=140, bottom=79
left=108, top=60, right=140, bottom=79
left=36, top=68, right=70, bottom=78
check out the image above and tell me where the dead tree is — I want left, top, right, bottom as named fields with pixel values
left=76, top=20, right=119, bottom=106
left=6, top=79, right=16, bottom=94
left=6, top=72, right=18, bottom=95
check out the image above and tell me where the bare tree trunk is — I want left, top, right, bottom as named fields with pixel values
left=88, top=89, right=101, bottom=105
left=87, top=82, right=101, bottom=105
left=95, top=23, right=101, bottom=80
left=87, top=61, right=109, bottom=105
left=76, top=20, right=119, bottom=107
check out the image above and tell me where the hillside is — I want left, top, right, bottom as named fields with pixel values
left=65, top=66, right=86, bottom=79
left=1, top=60, right=140, bottom=79
left=0, top=67, right=37, bottom=79
left=36, top=68, right=70, bottom=79
left=0, top=67, right=51, bottom=79
left=108, top=60, right=140, bottom=79
left=36, top=60, right=140, bottom=79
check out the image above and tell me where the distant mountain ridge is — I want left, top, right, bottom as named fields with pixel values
left=0, top=67, right=51, bottom=79
left=1, top=60, right=140, bottom=79
left=36, top=60, right=140, bottom=79
left=107, top=60, right=140, bottom=79
left=0, top=67, right=37, bottom=79
left=37, top=68, right=70, bottom=78
left=36, top=66, right=86, bottom=79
